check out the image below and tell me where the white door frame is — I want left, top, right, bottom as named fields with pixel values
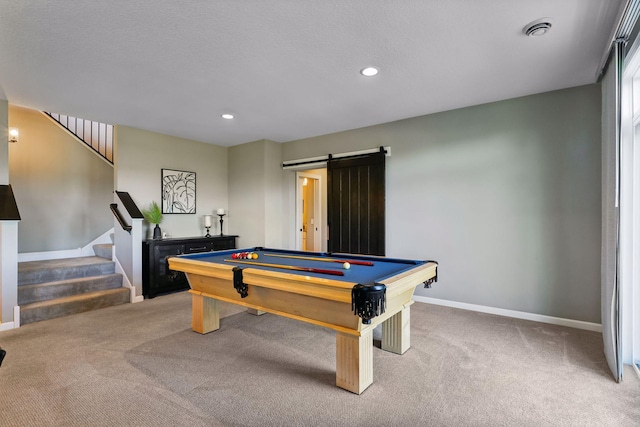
left=621, top=47, right=640, bottom=373
left=295, top=171, right=322, bottom=251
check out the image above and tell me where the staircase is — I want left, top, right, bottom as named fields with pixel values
left=18, top=248, right=129, bottom=325
left=44, top=112, right=114, bottom=164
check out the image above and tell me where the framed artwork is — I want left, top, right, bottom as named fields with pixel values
left=161, top=169, right=196, bottom=214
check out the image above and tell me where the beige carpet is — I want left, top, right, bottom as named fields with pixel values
left=0, top=291, right=638, bottom=426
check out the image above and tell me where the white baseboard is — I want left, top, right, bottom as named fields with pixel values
left=14, top=306, right=20, bottom=329
left=0, top=322, right=16, bottom=331
left=80, top=228, right=115, bottom=256
left=0, top=307, right=20, bottom=331
left=19, top=248, right=82, bottom=262
left=413, top=296, right=602, bottom=333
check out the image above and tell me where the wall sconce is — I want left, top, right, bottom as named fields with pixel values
left=8, top=128, right=18, bottom=143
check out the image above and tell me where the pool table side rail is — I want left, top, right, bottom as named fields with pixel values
left=242, top=269, right=354, bottom=303
left=185, top=270, right=364, bottom=334
left=188, top=289, right=366, bottom=335
left=187, top=283, right=417, bottom=336
left=257, top=247, right=425, bottom=264
left=169, top=256, right=358, bottom=301
left=377, top=262, right=438, bottom=298
left=168, top=257, right=236, bottom=279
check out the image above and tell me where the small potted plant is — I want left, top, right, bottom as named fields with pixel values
left=142, top=201, right=163, bottom=239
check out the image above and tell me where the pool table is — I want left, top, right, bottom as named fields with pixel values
left=168, top=247, right=438, bottom=394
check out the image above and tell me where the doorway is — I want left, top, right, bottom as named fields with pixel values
left=296, top=171, right=322, bottom=251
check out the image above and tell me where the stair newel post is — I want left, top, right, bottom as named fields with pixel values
left=0, top=185, right=21, bottom=329
left=128, top=216, right=144, bottom=301
left=0, top=220, right=19, bottom=327
left=112, top=191, right=144, bottom=303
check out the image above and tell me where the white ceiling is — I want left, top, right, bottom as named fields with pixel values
left=0, top=0, right=625, bottom=147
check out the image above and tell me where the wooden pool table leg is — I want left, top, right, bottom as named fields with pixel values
left=381, top=305, right=411, bottom=354
left=246, top=308, right=267, bottom=316
left=335, top=329, right=373, bottom=394
left=192, top=294, right=220, bottom=334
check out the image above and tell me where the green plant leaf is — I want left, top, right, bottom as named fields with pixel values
left=141, top=201, right=163, bottom=224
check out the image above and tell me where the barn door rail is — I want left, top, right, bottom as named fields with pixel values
left=282, top=146, right=390, bottom=170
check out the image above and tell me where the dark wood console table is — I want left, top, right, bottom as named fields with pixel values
left=142, top=235, right=237, bottom=298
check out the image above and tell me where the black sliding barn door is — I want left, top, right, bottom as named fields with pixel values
left=327, top=151, right=385, bottom=255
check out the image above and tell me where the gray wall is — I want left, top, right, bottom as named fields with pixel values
left=0, top=99, right=8, bottom=184
left=229, top=139, right=284, bottom=248
left=9, top=106, right=114, bottom=253
left=282, top=85, right=602, bottom=323
left=115, top=125, right=228, bottom=239
left=264, top=140, right=284, bottom=248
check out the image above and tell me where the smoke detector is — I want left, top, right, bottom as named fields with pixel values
left=524, top=18, right=553, bottom=37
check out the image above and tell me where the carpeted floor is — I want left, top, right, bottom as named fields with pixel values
left=0, top=291, right=638, bottom=426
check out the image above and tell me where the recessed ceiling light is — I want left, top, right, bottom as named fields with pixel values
left=221, top=114, right=234, bottom=119
left=360, top=67, right=379, bottom=77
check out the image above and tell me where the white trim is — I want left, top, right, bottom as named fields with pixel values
left=283, top=161, right=328, bottom=171
left=621, top=44, right=640, bottom=367
left=18, top=248, right=82, bottom=262
left=80, top=228, right=114, bottom=256
left=311, top=175, right=321, bottom=251
left=113, top=254, right=143, bottom=303
left=414, top=296, right=602, bottom=333
left=284, top=155, right=327, bottom=166
left=295, top=171, right=323, bottom=251
left=596, top=0, right=638, bottom=79
left=18, top=228, right=115, bottom=262
left=0, top=307, right=20, bottom=331
left=0, top=322, right=16, bottom=331
left=13, top=306, right=20, bottom=328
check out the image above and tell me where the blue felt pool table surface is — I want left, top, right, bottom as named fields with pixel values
left=177, top=247, right=429, bottom=286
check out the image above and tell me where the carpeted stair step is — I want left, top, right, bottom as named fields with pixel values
left=93, top=243, right=113, bottom=260
left=18, top=273, right=123, bottom=305
left=20, top=288, right=130, bottom=325
left=18, top=256, right=115, bottom=286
